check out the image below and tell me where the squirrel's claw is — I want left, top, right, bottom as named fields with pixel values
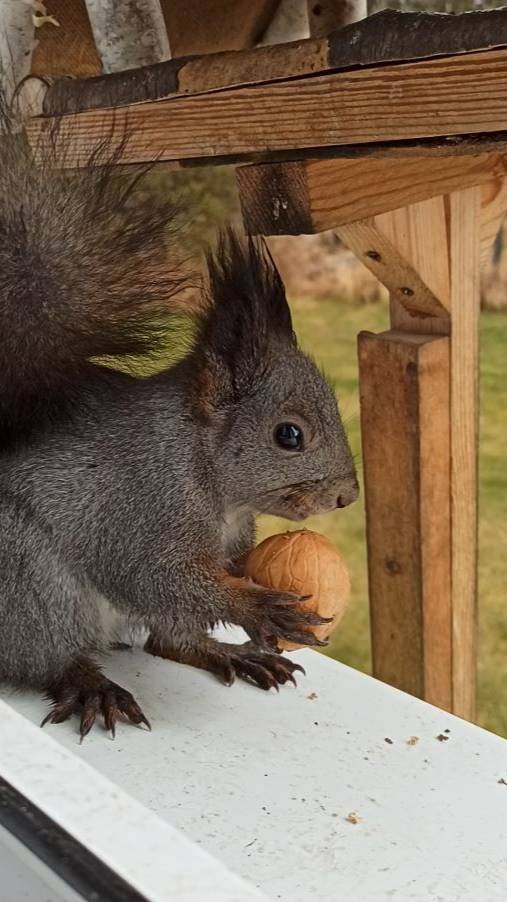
left=43, top=664, right=150, bottom=740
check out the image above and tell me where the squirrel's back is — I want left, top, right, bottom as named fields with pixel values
left=0, top=93, right=186, bottom=448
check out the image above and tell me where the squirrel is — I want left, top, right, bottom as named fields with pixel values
left=0, top=92, right=358, bottom=739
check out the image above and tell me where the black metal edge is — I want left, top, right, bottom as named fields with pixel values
left=0, top=776, right=148, bottom=902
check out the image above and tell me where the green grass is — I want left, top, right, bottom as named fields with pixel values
left=258, top=299, right=507, bottom=738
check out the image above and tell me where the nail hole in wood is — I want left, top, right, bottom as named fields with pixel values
left=385, top=558, right=402, bottom=575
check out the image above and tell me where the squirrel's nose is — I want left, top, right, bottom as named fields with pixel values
left=336, top=480, right=359, bottom=509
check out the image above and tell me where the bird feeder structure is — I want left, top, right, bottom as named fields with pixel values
left=19, top=0, right=507, bottom=724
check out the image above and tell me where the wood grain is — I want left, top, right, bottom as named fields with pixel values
left=374, top=198, right=451, bottom=333
left=30, top=0, right=101, bottom=77
left=480, top=177, right=507, bottom=267
left=40, top=6, right=507, bottom=116
left=447, top=186, right=481, bottom=722
left=336, top=215, right=450, bottom=328
left=350, top=191, right=479, bottom=719
left=358, top=332, right=452, bottom=708
left=238, top=154, right=507, bottom=235
left=29, top=48, right=507, bottom=168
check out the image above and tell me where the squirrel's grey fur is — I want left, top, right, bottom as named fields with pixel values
left=0, top=95, right=358, bottom=737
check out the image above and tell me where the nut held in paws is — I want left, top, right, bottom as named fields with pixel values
left=244, top=530, right=350, bottom=650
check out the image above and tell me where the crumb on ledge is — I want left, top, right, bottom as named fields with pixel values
left=345, top=812, right=361, bottom=825
left=406, top=736, right=420, bottom=746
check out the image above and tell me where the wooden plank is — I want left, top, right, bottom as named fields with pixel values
left=480, top=177, right=507, bottom=267
left=358, top=332, right=452, bottom=708
left=30, top=0, right=101, bottom=78
left=350, top=192, right=479, bottom=719
left=238, top=153, right=507, bottom=235
left=161, top=0, right=279, bottom=56
left=28, top=48, right=507, bottom=168
left=40, top=7, right=507, bottom=116
left=447, top=186, right=481, bottom=722
left=374, top=198, right=450, bottom=333
left=336, top=217, right=450, bottom=328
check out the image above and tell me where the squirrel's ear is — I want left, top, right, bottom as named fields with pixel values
left=194, top=230, right=295, bottom=413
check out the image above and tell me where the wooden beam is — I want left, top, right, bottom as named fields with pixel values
left=447, top=186, right=481, bottom=721
left=351, top=191, right=480, bottom=721
left=28, top=48, right=507, bottom=168
left=39, top=6, right=507, bottom=116
left=237, top=154, right=507, bottom=235
left=358, top=332, right=452, bottom=709
left=335, top=215, right=450, bottom=329
left=373, top=197, right=451, bottom=333
left=161, top=1, right=279, bottom=56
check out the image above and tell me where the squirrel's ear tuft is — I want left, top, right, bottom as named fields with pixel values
left=194, top=230, right=295, bottom=412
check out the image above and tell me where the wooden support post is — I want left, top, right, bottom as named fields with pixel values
left=358, top=332, right=451, bottom=707
left=339, top=190, right=481, bottom=719
left=237, top=155, right=506, bottom=720
left=448, top=187, right=481, bottom=720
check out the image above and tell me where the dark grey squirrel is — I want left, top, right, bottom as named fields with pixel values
left=0, top=95, right=358, bottom=739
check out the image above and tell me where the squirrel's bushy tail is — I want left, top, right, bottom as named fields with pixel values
left=0, top=92, right=187, bottom=446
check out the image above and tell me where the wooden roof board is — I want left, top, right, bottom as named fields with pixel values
left=27, top=47, right=507, bottom=168
left=41, top=8, right=507, bottom=117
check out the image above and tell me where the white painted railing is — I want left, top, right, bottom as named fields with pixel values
left=2, top=632, right=507, bottom=901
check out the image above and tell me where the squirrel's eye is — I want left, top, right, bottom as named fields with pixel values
left=274, top=423, right=304, bottom=451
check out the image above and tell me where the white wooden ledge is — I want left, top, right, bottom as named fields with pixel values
left=2, top=633, right=507, bottom=901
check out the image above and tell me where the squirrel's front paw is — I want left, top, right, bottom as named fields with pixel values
left=239, top=588, right=332, bottom=650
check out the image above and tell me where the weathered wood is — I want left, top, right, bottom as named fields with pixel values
left=447, top=186, right=481, bottom=722
left=237, top=153, right=507, bottom=235
left=31, top=0, right=101, bottom=78
left=307, top=0, right=366, bottom=37
left=85, top=0, right=170, bottom=73
left=161, top=0, right=279, bottom=56
left=28, top=48, right=507, bottom=168
left=40, top=7, right=507, bottom=117
left=325, top=7, right=507, bottom=69
left=358, top=332, right=452, bottom=709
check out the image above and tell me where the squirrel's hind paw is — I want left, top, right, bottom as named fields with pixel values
left=42, top=659, right=150, bottom=741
